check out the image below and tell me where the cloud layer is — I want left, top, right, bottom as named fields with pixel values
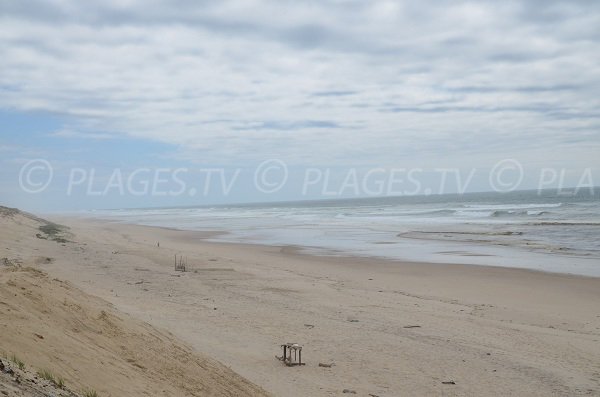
left=1, top=0, right=600, bottom=167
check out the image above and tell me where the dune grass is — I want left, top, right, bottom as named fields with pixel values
left=10, top=354, right=25, bottom=370
left=37, top=368, right=55, bottom=382
left=82, top=388, right=99, bottom=397
left=38, top=222, right=70, bottom=243
left=36, top=368, right=67, bottom=389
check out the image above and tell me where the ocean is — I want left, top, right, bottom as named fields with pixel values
left=91, top=189, right=600, bottom=277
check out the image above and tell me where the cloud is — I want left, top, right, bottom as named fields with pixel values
left=0, top=0, right=599, bottom=168
left=312, top=90, right=357, bottom=97
left=233, top=120, right=343, bottom=131
left=49, top=129, right=118, bottom=140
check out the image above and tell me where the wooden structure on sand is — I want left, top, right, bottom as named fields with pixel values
left=174, top=254, right=186, bottom=272
left=277, top=343, right=305, bottom=366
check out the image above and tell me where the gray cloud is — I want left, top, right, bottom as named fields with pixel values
left=312, top=90, right=357, bottom=97
left=445, top=84, right=583, bottom=93
left=1, top=0, right=599, bottom=167
left=234, top=120, right=342, bottom=131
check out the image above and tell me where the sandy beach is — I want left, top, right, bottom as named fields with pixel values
left=2, top=209, right=600, bottom=396
left=0, top=208, right=269, bottom=397
left=4, top=1, right=600, bottom=396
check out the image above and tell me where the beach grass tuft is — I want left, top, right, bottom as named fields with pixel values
left=10, top=354, right=25, bottom=370
left=37, top=369, right=55, bottom=383
left=38, top=222, right=70, bottom=243
left=82, top=388, right=99, bottom=397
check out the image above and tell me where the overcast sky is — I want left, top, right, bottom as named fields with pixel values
left=1, top=0, right=599, bottom=210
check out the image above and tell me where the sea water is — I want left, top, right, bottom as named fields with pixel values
left=92, top=189, right=600, bottom=276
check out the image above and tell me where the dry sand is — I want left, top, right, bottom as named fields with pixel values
left=2, top=208, right=600, bottom=396
left=0, top=208, right=268, bottom=397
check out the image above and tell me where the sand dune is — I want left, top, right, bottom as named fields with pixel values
left=0, top=207, right=268, bottom=397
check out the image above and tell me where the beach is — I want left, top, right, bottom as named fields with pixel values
left=4, top=1, right=600, bottom=396
left=2, top=211, right=595, bottom=396
left=0, top=208, right=269, bottom=397
left=92, top=191, right=600, bottom=277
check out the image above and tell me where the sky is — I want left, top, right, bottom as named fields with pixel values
left=1, top=0, right=599, bottom=211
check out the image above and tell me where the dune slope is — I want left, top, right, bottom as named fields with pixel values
left=0, top=207, right=268, bottom=397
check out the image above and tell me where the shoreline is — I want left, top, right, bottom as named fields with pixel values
left=37, top=215, right=600, bottom=396
left=70, top=190, right=600, bottom=278
left=68, top=215, right=600, bottom=280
